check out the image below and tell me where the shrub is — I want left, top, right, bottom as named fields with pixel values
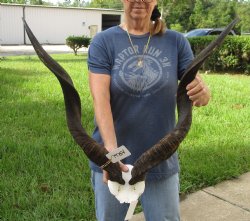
left=170, top=23, right=184, bottom=33
left=188, top=36, right=250, bottom=74
left=66, top=35, right=91, bottom=55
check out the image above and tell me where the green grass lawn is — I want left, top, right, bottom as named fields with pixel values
left=1, top=54, right=250, bottom=220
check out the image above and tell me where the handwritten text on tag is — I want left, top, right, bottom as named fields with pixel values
left=106, top=145, right=131, bottom=163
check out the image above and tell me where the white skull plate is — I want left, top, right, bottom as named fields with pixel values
left=108, top=165, right=145, bottom=203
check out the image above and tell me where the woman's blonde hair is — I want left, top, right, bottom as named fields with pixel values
left=150, top=18, right=166, bottom=36
left=150, top=5, right=166, bottom=36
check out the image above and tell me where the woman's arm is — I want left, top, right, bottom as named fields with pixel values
left=89, top=73, right=117, bottom=152
left=89, top=72, right=128, bottom=183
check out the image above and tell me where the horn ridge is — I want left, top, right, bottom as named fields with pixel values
left=22, top=18, right=125, bottom=184
left=129, top=18, right=240, bottom=185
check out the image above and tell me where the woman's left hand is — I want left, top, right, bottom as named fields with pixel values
left=186, top=74, right=211, bottom=107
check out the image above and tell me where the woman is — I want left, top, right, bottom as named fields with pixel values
left=88, top=0, right=210, bottom=220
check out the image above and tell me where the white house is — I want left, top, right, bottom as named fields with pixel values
left=0, top=3, right=124, bottom=45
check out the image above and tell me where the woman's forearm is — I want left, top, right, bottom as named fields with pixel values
left=94, top=98, right=117, bottom=152
left=89, top=73, right=117, bottom=152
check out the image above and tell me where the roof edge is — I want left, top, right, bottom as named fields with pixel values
left=0, top=3, right=124, bottom=12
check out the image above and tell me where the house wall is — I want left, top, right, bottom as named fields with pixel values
left=0, top=5, right=24, bottom=44
left=0, top=3, right=124, bottom=45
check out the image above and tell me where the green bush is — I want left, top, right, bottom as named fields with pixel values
left=188, top=36, right=250, bottom=74
left=66, top=35, right=91, bottom=55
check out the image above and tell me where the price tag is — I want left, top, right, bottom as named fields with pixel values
left=124, top=200, right=138, bottom=221
left=106, top=145, right=131, bottom=163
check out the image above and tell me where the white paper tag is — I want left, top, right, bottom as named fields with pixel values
left=106, top=145, right=131, bottom=163
left=124, top=200, right=138, bottom=221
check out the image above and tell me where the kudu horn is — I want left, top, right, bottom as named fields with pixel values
left=22, top=17, right=239, bottom=185
left=129, top=18, right=240, bottom=185
left=22, top=18, right=125, bottom=184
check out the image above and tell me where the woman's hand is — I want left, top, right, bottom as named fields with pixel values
left=103, top=162, right=129, bottom=184
left=186, top=74, right=211, bottom=107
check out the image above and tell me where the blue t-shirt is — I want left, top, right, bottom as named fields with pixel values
left=88, top=26, right=193, bottom=180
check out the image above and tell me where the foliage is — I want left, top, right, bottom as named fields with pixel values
left=170, top=23, right=184, bottom=33
left=236, top=0, right=250, bottom=33
left=162, top=0, right=195, bottom=32
left=188, top=36, right=250, bottom=74
left=162, top=0, right=249, bottom=34
left=190, top=0, right=237, bottom=29
left=84, top=0, right=123, bottom=9
left=66, top=36, right=91, bottom=55
left=58, top=0, right=87, bottom=7
left=0, top=0, right=52, bottom=5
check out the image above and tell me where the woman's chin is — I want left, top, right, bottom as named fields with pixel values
left=130, top=12, right=147, bottom=20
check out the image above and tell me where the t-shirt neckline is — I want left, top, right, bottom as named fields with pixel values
left=116, top=25, right=150, bottom=38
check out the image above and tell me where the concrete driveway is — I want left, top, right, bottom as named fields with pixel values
left=0, top=45, right=88, bottom=56
left=131, top=172, right=250, bottom=221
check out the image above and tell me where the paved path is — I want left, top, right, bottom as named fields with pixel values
left=0, top=45, right=87, bottom=56
left=131, top=172, right=250, bottom=221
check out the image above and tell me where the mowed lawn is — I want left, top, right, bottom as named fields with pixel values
left=0, top=54, right=249, bottom=221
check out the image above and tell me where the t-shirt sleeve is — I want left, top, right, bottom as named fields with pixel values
left=177, top=35, right=194, bottom=80
left=88, top=34, right=112, bottom=75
